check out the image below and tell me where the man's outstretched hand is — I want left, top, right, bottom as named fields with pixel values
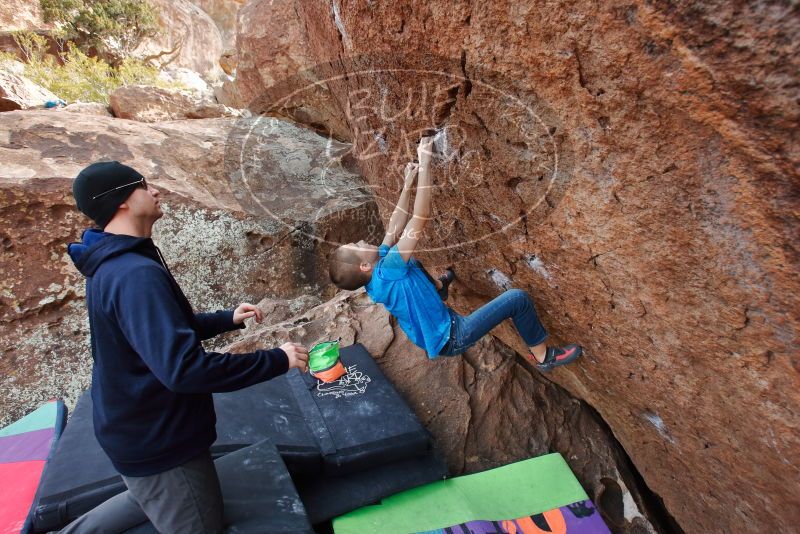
left=281, top=342, right=309, bottom=373
left=229, top=305, right=308, bottom=373
left=233, top=303, right=263, bottom=325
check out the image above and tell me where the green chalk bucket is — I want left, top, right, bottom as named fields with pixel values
left=308, top=341, right=346, bottom=382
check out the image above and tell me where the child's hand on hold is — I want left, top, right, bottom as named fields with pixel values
left=417, top=136, right=435, bottom=168
left=403, top=162, right=419, bottom=189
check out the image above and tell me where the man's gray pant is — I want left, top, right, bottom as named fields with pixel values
left=56, top=451, right=223, bottom=534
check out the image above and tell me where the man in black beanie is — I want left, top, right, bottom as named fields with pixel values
left=62, top=160, right=309, bottom=533
left=72, top=161, right=149, bottom=229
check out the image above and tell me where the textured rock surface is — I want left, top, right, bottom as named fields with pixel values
left=157, top=67, right=216, bottom=99
left=206, top=293, right=323, bottom=352
left=219, top=48, right=237, bottom=76
left=109, top=84, right=235, bottom=122
left=234, top=0, right=351, bottom=140
left=0, top=0, right=49, bottom=31
left=0, top=109, right=380, bottom=428
left=0, top=58, right=26, bottom=76
left=225, top=290, right=659, bottom=533
left=212, top=76, right=244, bottom=109
left=278, top=1, right=798, bottom=532
left=59, top=102, right=112, bottom=116
left=187, top=0, right=246, bottom=49
left=133, top=0, right=224, bottom=79
left=0, top=70, right=59, bottom=111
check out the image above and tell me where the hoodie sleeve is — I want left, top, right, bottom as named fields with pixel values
left=194, top=310, right=244, bottom=340
left=114, top=264, right=289, bottom=394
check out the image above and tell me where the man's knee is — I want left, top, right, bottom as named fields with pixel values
left=506, top=288, right=532, bottom=306
left=56, top=491, right=145, bottom=534
left=123, top=452, right=223, bottom=534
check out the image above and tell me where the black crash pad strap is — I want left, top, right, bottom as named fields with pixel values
left=286, top=371, right=337, bottom=457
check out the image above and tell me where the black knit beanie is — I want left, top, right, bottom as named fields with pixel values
left=72, top=161, right=145, bottom=228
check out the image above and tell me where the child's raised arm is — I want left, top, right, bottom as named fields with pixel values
left=396, top=136, right=435, bottom=262
left=382, top=162, right=418, bottom=248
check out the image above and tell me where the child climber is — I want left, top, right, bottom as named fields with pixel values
left=329, top=137, right=582, bottom=371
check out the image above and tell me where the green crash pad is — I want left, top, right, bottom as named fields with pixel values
left=334, top=453, right=609, bottom=534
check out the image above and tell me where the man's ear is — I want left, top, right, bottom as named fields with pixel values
left=359, top=261, right=372, bottom=273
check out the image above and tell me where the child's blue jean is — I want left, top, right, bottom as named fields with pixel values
left=438, top=289, right=548, bottom=356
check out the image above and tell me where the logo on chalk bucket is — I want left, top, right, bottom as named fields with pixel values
left=224, top=54, right=573, bottom=256
left=315, top=364, right=371, bottom=399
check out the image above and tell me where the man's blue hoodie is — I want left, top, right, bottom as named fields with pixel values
left=68, top=229, right=289, bottom=477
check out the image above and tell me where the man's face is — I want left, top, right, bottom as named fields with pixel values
left=344, top=240, right=379, bottom=267
left=124, top=181, right=162, bottom=223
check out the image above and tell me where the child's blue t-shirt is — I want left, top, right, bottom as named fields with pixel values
left=365, top=245, right=451, bottom=358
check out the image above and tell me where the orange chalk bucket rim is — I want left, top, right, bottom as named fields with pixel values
left=310, top=359, right=347, bottom=383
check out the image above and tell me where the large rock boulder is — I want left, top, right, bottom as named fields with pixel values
left=109, top=84, right=235, bottom=122
left=233, top=0, right=350, bottom=140
left=187, top=0, right=246, bottom=50
left=133, top=0, right=224, bottom=79
left=256, top=1, right=797, bottom=532
left=0, top=109, right=380, bottom=431
left=224, top=290, right=660, bottom=533
left=0, top=70, right=58, bottom=111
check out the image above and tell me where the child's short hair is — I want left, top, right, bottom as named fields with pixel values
left=329, top=245, right=369, bottom=290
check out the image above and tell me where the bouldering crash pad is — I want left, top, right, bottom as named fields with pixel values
left=333, top=453, right=611, bottom=534
left=0, top=400, right=66, bottom=534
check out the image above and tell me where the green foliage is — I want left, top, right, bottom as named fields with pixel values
left=11, top=31, right=180, bottom=105
left=10, top=30, right=49, bottom=64
left=40, top=0, right=161, bottom=64
left=26, top=45, right=116, bottom=103
left=0, top=51, right=21, bottom=65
